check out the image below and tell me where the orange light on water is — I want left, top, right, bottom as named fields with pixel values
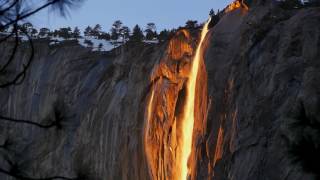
left=179, top=18, right=211, bottom=180
left=144, top=87, right=155, bottom=178
left=213, top=126, right=224, bottom=167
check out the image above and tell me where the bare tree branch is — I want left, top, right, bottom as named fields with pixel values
left=2, top=0, right=60, bottom=29
left=0, top=28, right=34, bottom=88
left=0, top=0, right=19, bottom=15
left=0, top=24, right=19, bottom=73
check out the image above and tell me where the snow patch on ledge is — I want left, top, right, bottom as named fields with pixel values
left=1, top=33, right=159, bottom=52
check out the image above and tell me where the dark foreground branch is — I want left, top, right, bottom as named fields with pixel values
left=2, top=0, right=60, bottom=29
left=0, top=28, right=34, bottom=88
left=0, top=0, right=19, bottom=16
left=0, top=24, right=19, bottom=73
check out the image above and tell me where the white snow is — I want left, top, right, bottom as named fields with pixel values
left=143, top=40, right=159, bottom=44
left=51, top=36, right=66, bottom=42
left=77, top=37, right=119, bottom=51
left=1, top=32, right=159, bottom=52
left=49, top=36, right=69, bottom=45
left=47, top=36, right=120, bottom=52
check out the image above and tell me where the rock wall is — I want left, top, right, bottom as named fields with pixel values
left=0, top=41, right=160, bottom=179
left=195, top=6, right=320, bottom=180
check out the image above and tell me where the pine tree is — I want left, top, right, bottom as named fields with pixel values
left=185, top=20, right=198, bottom=29
left=130, top=24, right=144, bottom=42
left=120, top=26, right=130, bottom=42
left=111, top=20, right=123, bottom=40
left=19, top=22, right=33, bottom=35
left=92, top=24, right=102, bottom=37
left=84, top=26, right=92, bottom=37
left=31, top=28, right=38, bottom=37
left=39, top=28, right=50, bottom=37
left=209, top=9, right=215, bottom=17
left=58, top=27, right=72, bottom=39
left=158, top=29, right=169, bottom=42
left=110, top=28, right=118, bottom=41
left=73, top=27, right=81, bottom=38
left=145, top=23, right=157, bottom=40
left=99, top=32, right=111, bottom=40
left=209, top=9, right=221, bottom=28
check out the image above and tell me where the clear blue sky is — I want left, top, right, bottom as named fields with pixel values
left=31, top=0, right=232, bottom=32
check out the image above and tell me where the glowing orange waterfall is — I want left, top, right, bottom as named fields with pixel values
left=145, top=86, right=155, bottom=179
left=180, top=18, right=211, bottom=180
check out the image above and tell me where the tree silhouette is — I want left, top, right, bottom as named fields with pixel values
left=57, top=27, right=72, bottom=39
left=129, top=24, right=144, bottom=42
left=145, top=22, right=157, bottom=40
left=158, top=29, right=170, bottom=42
left=72, top=26, right=81, bottom=38
left=120, top=26, right=130, bottom=42
left=84, top=26, right=92, bottom=36
left=21, top=22, right=34, bottom=35
left=39, top=28, right=51, bottom=37
left=92, top=24, right=102, bottom=37
left=98, top=32, right=111, bottom=40
left=111, top=20, right=123, bottom=40
left=185, top=20, right=198, bottom=29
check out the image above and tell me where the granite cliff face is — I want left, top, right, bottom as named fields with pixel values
left=0, top=41, right=158, bottom=179
left=0, top=3, right=320, bottom=180
left=200, top=6, right=320, bottom=180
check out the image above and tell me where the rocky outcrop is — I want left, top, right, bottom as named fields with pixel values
left=144, top=30, right=196, bottom=180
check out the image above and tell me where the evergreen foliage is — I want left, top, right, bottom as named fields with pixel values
left=73, top=26, right=81, bottom=38
left=145, top=22, right=157, bottom=40
left=111, top=20, right=123, bottom=40
left=84, top=26, right=92, bottom=36
left=185, top=20, right=198, bottom=29
left=130, top=24, right=144, bottom=42
left=39, top=28, right=50, bottom=37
